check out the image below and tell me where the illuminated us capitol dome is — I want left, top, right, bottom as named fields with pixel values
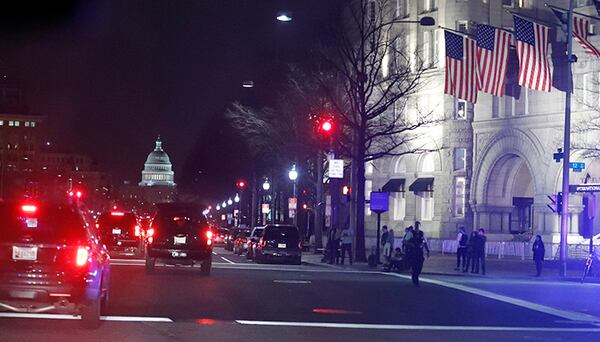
left=139, top=136, right=176, bottom=187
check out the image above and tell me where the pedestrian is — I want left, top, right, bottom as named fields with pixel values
left=406, top=224, right=429, bottom=287
left=455, top=227, right=468, bottom=271
left=334, top=228, right=342, bottom=264
left=473, top=228, right=487, bottom=275
left=463, top=231, right=478, bottom=273
left=340, top=226, right=353, bottom=265
left=324, top=228, right=336, bottom=264
left=380, top=226, right=389, bottom=263
left=402, top=226, right=414, bottom=255
left=386, top=229, right=395, bottom=259
left=532, top=235, right=545, bottom=277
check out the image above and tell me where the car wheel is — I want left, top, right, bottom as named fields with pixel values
left=145, top=257, right=155, bottom=274
left=201, top=256, right=212, bottom=276
left=81, top=297, right=101, bottom=329
left=100, top=279, right=109, bottom=314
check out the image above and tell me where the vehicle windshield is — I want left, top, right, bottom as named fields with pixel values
left=264, top=226, right=299, bottom=242
left=98, top=213, right=137, bottom=230
left=154, top=204, right=207, bottom=234
left=0, top=202, right=86, bottom=244
left=252, top=229, right=264, bottom=237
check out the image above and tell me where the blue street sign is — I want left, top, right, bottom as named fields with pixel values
left=570, top=162, right=585, bottom=172
left=369, top=192, right=389, bottom=213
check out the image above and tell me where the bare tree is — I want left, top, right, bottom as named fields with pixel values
left=573, top=71, right=600, bottom=159
left=300, top=0, right=440, bottom=261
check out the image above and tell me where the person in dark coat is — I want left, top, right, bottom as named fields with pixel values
left=473, top=228, right=487, bottom=275
left=455, top=227, right=468, bottom=271
left=406, top=224, right=429, bottom=287
left=532, top=235, right=545, bottom=277
left=463, top=231, right=478, bottom=273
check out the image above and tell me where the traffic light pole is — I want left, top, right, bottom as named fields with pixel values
left=559, top=0, right=575, bottom=277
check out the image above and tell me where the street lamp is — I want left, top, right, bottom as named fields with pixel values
left=222, top=201, right=227, bottom=208
left=227, top=198, right=233, bottom=206
left=216, top=204, right=221, bottom=211
left=234, top=194, right=240, bottom=203
left=276, top=11, right=292, bottom=22
left=262, top=179, right=271, bottom=191
left=288, top=164, right=299, bottom=226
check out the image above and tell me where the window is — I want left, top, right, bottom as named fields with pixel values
left=454, top=177, right=466, bottom=217
left=24, top=121, right=30, bottom=127
left=456, top=99, right=467, bottom=119
left=14, top=121, right=19, bottom=127
left=576, top=0, right=589, bottom=7
left=396, top=0, right=409, bottom=18
left=368, top=0, right=376, bottom=23
left=422, top=30, right=432, bottom=67
left=502, top=0, right=514, bottom=7
left=492, top=97, right=500, bottom=118
left=366, top=161, right=374, bottom=175
left=422, top=0, right=437, bottom=12
left=453, top=148, right=466, bottom=171
left=418, top=191, right=434, bottom=221
left=0, top=121, right=3, bottom=126
left=31, top=122, right=36, bottom=127
left=456, top=20, right=471, bottom=34
left=393, top=192, right=406, bottom=220
left=8, top=121, right=14, bottom=126
left=365, top=180, right=373, bottom=216
left=421, top=153, right=435, bottom=172
left=515, top=88, right=528, bottom=115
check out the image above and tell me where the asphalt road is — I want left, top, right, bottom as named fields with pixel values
left=1, top=247, right=599, bottom=341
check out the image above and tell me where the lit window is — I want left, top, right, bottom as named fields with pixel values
left=453, top=148, right=466, bottom=171
left=421, top=153, right=435, bottom=173
left=366, top=162, right=374, bottom=175
left=31, top=122, right=36, bottom=127
left=418, top=191, right=434, bottom=221
left=393, top=192, right=406, bottom=220
left=454, top=177, right=466, bottom=217
left=0, top=120, right=3, bottom=126
left=25, top=122, right=30, bottom=127
left=14, top=121, right=19, bottom=127
left=456, top=100, right=467, bottom=119
left=8, top=121, right=14, bottom=126
left=456, top=20, right=471, bottom=34
left=365, top=180, right=373, bottom=216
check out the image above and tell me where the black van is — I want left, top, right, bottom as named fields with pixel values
left=254, top=224, right=301, bottom=265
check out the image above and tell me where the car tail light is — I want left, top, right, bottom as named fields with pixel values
left=206, top=230, right=213, bottom=246
left=134, top=225, right=141, bottom=237
left=111, top=211, right=125, bottom=216
left=21, top=204, right=37, bottom=214
left=148, top=236, right=154, bottom=244
left=76, top=246, right=89, bottom=267
left=259, top=237, right=265, bottom=248
left=147, top=228, right=155, bottom=237
left=298, top=242, right=302, bottom=249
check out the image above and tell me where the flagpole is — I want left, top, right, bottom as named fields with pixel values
left=559, top=0, right=575, bottom=278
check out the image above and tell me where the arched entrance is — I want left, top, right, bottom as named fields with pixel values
left=482, top=153, right=535, bottom=233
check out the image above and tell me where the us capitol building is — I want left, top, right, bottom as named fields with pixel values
left=139, top=136, right=176, bottom=187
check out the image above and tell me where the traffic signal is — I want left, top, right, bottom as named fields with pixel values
left=342, top=185, right=351, bottom=203
left=236, top=180, right=247, bottom=189
left=318, top=118, right=334, bottom=135
left=547, top=192, right=562, bottom=214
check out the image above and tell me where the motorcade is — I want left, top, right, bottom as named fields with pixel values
left=232, top=230, right=251, bottom=255
left=254, top=224, right=302, bottom=265
left=145, top=203, right=213, bottom=275
left=0, top=199, right=111, bottom=328
left=214, top=227, right=229, bottom=246
left=246, top=226, right=264, bottom=259
left=97, top=211, right=144, bottom=256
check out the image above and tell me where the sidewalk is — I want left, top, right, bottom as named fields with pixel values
left=302, top=251, right=599, bottom=283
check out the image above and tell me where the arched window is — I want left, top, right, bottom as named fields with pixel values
left=394, top=157, right=407, bottom=173
left=421, top=153, right=435, bottom=173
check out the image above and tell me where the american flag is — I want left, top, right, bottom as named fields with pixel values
left=513, top=15, right=552, bottom=92
left=476, top=24, right=512, bottom=97
left=573, top=14, right=600, bottom=57
left=444, top=30, right=478, bottom=103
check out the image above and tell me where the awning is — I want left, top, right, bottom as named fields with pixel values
left=382, top=178, right=405, bottom=192
left=409, top=177, right=434, bottom=192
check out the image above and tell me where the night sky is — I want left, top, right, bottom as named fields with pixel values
left=0, top=0, right=343, bottom=199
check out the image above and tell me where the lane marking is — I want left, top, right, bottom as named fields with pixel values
left=381, top=272, right=600, bottom=324
left=273, top=280, right=312, bottom=284
left=221, top=257, right=235, bottom=264
left=212, top=251, right=217, bottom=255
left=0, top=313, right=173, bottom=322
left=111, top=261, right=230, bottom=267
left=235, top=320, right=600, bottom=332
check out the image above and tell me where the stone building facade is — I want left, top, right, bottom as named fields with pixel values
left=365, top=0, right=600, bottom=245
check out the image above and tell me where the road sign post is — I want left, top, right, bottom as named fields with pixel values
left=370, top=191, right=389, bottom=264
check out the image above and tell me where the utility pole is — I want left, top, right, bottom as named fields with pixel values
left=315, top=151, right=324, bottom=253
left=559, top=0, right=575, bottom=277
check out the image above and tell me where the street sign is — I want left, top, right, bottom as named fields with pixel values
left=369, top=192, right=389, bottom=213
left=569, top=184, right=600, bottom=193
left=288, top=197, right=297, bottom=210
left=261, top=204, right=270, bottom=214
left=329, top=159, right=344, bottom=179
left=570, top=162, right=585, bottom=172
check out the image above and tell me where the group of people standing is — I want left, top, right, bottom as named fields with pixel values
left=323, top=225, right=354, bottom=265
left=381, top=221, right=430, bottom=287
left=455, top=227, right=487, bottom=275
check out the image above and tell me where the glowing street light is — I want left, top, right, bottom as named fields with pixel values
left=227, top=198, right=233, bottom=206
left=262, top=179, right=271, bottom=191
left=276, top=11, right=292, bottom=22
left=234, top=194, right=240, bottom=203
left=288, top=164, right=298, bottom=181
left=222, top=201, right=227, bottom=208
left=216, top=204, right=221, bottom=210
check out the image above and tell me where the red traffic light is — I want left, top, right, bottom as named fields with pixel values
left=320, top=119, right=333, bottom=133
left=342, top=185, right=351, bottom=195
left=236, top=180, right=247, bottom=189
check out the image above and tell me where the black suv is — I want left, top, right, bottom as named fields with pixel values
left=255, top=224, right=301, bottom=265
left=97, top=211, right=144, bottom=256
left=145, top=203, right=213, bottom=275
left=0, top=200, right=111, bottom=328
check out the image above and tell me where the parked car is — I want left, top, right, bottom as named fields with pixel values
left=254, top=224, right=301, bottom=265
left=246, top=226, right=264, bottom=259
left=145, top=203, right=213, bottom=275
left=0, top=199, right=111, bottom=328
left=97, top=211, right=144, bottom=256
left=233, top=230, right=251, bottom=255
